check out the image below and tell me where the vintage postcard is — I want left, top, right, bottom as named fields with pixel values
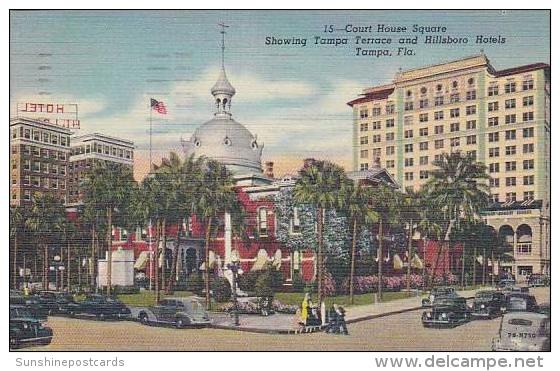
left=8, top=9, right=550, bottom=357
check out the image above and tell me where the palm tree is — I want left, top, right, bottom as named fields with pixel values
left=423, top=152, right=490, bottom=285
left=26, top=193, right=67, bottom=290
left=369, top=183, right=399, bottom=301
left=81, top=162, right=135, bottom=295
left=195, top=159, right=237, bottom=310
left=399, top=188, right=423, bottom=294
left=345, top=183, right=378, bottom=304
left=10, top=206, right=27, bottom=289
left=293, top=160, right=349, bottom=306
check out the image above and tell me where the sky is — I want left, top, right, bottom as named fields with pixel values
left=10, top=10, right=550, bottom=180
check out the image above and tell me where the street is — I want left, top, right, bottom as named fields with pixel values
left=22, top=287, right=549, bottom=351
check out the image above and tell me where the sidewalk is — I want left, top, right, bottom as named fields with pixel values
left=209, top=287, right=486, bottom=334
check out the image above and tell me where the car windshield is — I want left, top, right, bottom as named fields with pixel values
left=509, top=297, right=528, bottom=310
left=434, top=298, right=461, bottom=306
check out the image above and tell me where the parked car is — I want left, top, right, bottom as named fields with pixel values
left=527, top=273, right=549, bottom=287
left=492, top=312, right=550, bottom=351
left=67, top=294, right=131, bottom=319
left=136, top=297, right=211, bottom=328
left=497, top=278, right=516, bottom=291
left=505, top=293, right=539, bottom=313
left=471, top=290, right=507, bottom=319
left=36, top=291, right=76, bottom=315
left=9, top=318, right=53, bottom=349
left=537, top=303, right=550, bottom=317
left=421, top=287, right=457, bottom=307
left=422, top=296, right=471, bottom=328
left=9, top=293, right=48, bottom=319
left=10, top=305, right=44, bottom=321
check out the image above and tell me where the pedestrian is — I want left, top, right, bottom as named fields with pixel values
left=320, top=301, right=327, bottom=326
left=335, top=304, right=349, bottom=335
left=326, top=305, right=338, bottom=334
left=301, top=293, right=311, bottom=325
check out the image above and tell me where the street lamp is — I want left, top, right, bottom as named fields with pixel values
left=227, top=252, right=241, bottom=327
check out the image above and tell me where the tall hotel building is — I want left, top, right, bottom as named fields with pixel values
left=67, top=133, right=134, bottom=204
left=348, top=54, right=550, bottom=278
left=10, top=117, right=72, bottom=206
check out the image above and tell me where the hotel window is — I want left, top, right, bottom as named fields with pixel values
left=466, top=120, right=477, bottom=130
left=359, top=108, right=369, bottom=119
left=32, top=176, right=40, bottom=187
left=491, top=194, right=499, bottom=203
left=506, top=192, right=516, bottom=202
left=505, top=161, right=517, bottom=172
left=523, top=191, right=534, bottom=201
left=489, top=178, right=499, bottom=187
left=51, top=164, right=58, bottom=175
left=85, top=144, right=91, bottom=153
left=125, top=151, right=131, bottom=159
left=522, top=112, right=534, bottom=122
left=386, top=146, right=395, bottom=156
left=405, top=172, right=414, bottom=181
left=488, top=117, right=499, bottom=127
left=404, top=129, right=413, bottom=138
left=419, top=141, right=429, bottom=151
left=51, top=134, right=58, bottom=145
left=96, top=144, right=102, bottom=153
left=505, top=114, right=516, bottom=124
left=112, top=147, right=117, bottom=156
left=434, top=154, right=444, bottom=163
left=104, top=146, right=110, bottom=155
left=257, top=208, right=268, bottom=236
left=434, top=111, right=444, bottom=120
left=467, top=151, right=477, bottom=158
left=404, top=116, right=413, bottom=126
left=419, top=156, right=429, bottom=165
left=434, top=125, right=444, bottom=134
left=523, top=127, right=534, bottom=138
left=386, top=104, right=395, bottom=114
left=489, top=148, right=499, bottom=158
left=522, top=79, right=534, bottom=91
left=372, top=107, right=381, bottom=116
left=42, top=133, right=49, bottom=143
left=504, top=82, right=516, bottom=94
left=434, top=96, right=444, bottom=106
left=386, top=133, right=394, bottom=141
left=359, top=163, right=369, bottom=171
left=118, top=149, right=124, bottom=158
left=450, top=93, right=460, bottom=103
left=505, top=177, right=516, bottom=187
left=466, top=135, right=477, bottom=145
left=523, top=143, right=534, bottom=153
left=386, top=119, right=395, bottom=128
left=61, top=136, right=67, bottom=146
left=450, top=108, right=460, bottom=118
left=41, top=162, right=49, bottom=174
left=523, top=96, right=534, bottom=107
left=466, top=90, right=476, bottom=100
left=25, top=129, right=33, bottom=139
left=404, top=144, right=413, bottom=153
left=488, top=85, right=499, bottom=96
left=523, top=175, right=534, bottom=185
left=360, top=150, right=368, bottom=159
left=32, top=161, right=40, bottom=172
left=419, top=127, right=428, bottom=136
left=373, top=121, right=382, bottom=130
left=523, top=159, right=534, bottom=170
left=488, top=132, right=499, bottom=142
left=372, top=135, right=381, bottom=143
left=488, top=102, right=499, bottom=112
left=489, top=163, right=500, bottom=173
left=420, top=170, right=429, bottom=179
left=404, top=102, right=414, bottom=111
left=450, top=122, right=460, bottom=132
left=23, top=159, right=30, bottom=171
left=505, top=146, right=516, bottom=156
left=450, top=137, right=460, bottom=147
left=23, top=190, right=31, bottom=201
left=52, top=179, right=58, bottom=189
left=435, top=139, right=444, bottom=149
left=50, top=150, right=57, bottom=159
left=419, top=113, right=428, bottom=123
left=466, top=105, right=476, bottom=115
left=59, top=151, right=66, bottom=160
left=360, top=123, right=368, bottom=132
left=291, top=207, right=301, bottom=234
left=22, top=145, right=30, bottom=156
left=360, top=136, right=368, bottom=145
left=11, top=145, right=18, bottom=155
left=372, top=148, right=381, bottom=157
left=505, top=130, right=516, bottom=140
left=386, top=160, right=395, bottom=168
left=505, top=99, right=516, bottom=109
left=419, top=99, right=429, bottom=109
left=60, top=166, right=66, bottom=175
left=405, top=158, right=414, bottom=167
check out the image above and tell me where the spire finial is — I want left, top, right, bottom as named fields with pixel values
left=218, top=22, right=229, bottom=69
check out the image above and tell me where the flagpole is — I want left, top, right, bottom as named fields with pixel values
left=149, top=101, right=153, bottom=174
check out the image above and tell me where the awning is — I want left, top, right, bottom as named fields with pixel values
left=134, top=251, right=150, bottom=270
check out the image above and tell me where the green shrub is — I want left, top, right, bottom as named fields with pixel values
left=238, top=270, right=260, bottom=292
left=255, top=274, right=274, bottom=298
left=186, top=274, right=204, bottom=294
left=211, top=277, right=232, bottom=303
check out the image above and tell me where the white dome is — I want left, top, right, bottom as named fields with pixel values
left=182, top=114, right=263, bottom=175
left=211, top=68, right=236, bottom=97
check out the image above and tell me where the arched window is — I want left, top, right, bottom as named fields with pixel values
left=516, top=224, right=533, bottom=255
left=258, top=207, right=268, bottom=237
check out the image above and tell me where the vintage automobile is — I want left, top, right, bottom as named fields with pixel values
left=422, top=296, right=471, bottom=328
left=10, top=293, right=48, bottom=319
left=537, top=303, right=550, bottom=317
left=470, top=290, right=507, bottom=319
left=10, top=304, right=44, bottom=321
left=492, top=312, right=550, bottom=351
left=527, top=273, right=549, bottom=287
left=66, top=294, right=131, bottom=319
left=506, top=293, right=539, bottom=313
left=497, top=278, right=516, bottom=291
left=36, top=291, right=76, bottom=315
left=421, top=287, right=457, bottom=307
left=9, top=318, right=53, bottom=349
left=135, top=297, right=211, bottom=328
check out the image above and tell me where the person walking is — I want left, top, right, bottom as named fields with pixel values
left=301, top=293, right=311, bottom=325
left=334, top=304, right=349, bottom=335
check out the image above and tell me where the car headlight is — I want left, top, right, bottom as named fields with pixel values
left=441, top=313, right=447, bottom=318
left=426, top=312, right=431, bottom=318
left=480, top=304, right=485, bottom=309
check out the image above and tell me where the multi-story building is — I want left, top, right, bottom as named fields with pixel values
left=67, top=133, right=134, bottom=204
left=10, top=117, right=72, bottom=206
left=348, top=54, right=550, bottom=279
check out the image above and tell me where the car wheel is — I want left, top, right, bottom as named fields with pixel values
left=97, top=313, right=105, bottom=320
left=176, top=318, right=184, bottom=328
left=9, top=337, right=19, bottom=349
left=139, top=313, right=149, bottom=325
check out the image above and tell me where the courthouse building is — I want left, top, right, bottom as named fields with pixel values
left=347, top=54, right=550, bottom=279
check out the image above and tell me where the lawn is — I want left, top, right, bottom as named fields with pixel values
left=116, top=290, right=196, bottom=306
left=274, top=291, right=412, bottom=308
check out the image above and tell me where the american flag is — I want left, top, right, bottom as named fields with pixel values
left=150, top=98, right=167, bottom=114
